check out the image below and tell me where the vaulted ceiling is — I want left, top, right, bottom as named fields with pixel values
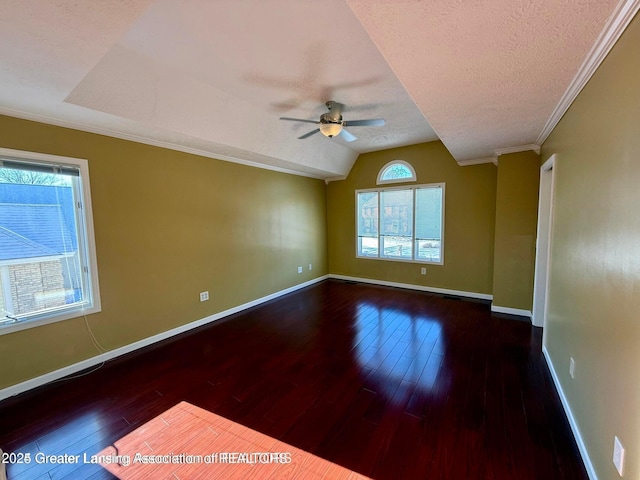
left=0, top=0, right=632, bottom=180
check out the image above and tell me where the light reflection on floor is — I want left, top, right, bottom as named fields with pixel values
left=6, top=410, right=108, bottom=479
left=353, top=301, right=448, bottom=403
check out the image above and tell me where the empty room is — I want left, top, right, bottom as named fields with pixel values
left=0, top=1, right=639, bottom=479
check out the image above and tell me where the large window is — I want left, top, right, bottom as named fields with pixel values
left=0, top=148, right=101, bottom=334
left=356, top=183, right=444, bottom=264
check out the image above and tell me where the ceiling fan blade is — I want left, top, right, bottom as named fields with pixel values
left=298, top=129, right=320, bottom=139
left=339, top=128, right=357, bottom=142
left=280, top=117, right=318, bottom=124
left=344, top=118, right=385, bottom=127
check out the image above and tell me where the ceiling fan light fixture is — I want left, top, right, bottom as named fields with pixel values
left=280, top=101, right=383, bottom=142
left=319, top=122, right=343, bottom=138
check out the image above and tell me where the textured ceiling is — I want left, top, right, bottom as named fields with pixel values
left=0, top=0, right=624, bottom=179
left=347, top=0, right=620, bottom=163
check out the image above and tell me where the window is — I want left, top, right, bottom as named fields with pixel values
left=0, top=148, right=101, bottom=334
left=356, top=183, right=444, bottom=264
left=377, top=160, right=416, bottom=184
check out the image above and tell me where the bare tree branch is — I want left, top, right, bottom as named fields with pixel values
left=0, top=168, right=66, bottom=185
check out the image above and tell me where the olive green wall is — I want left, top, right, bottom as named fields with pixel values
left=541, top=13, right=640, bottom=480
left=0, top=115, right=328, bottom=390
left=327, top=141, right=497, bottom=295
left=492, top=151, right=540, bottom=312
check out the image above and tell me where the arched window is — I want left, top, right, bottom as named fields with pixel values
left=377, top=161, right=416, bottom=185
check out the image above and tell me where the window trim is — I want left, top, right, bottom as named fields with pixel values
left=355, top=182, right=445, bottom=265
left=0, top=147, right=101, bottom=335
left=377, top=160, right=417, bottom=185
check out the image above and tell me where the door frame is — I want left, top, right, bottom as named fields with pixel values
left=532, top=154, right=556, bottom=329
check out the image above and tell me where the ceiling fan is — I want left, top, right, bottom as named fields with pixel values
left=279, top=101, right=385, bottom=142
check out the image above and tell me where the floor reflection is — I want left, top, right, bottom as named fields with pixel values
left=353, top=301, right=449, bottom=405
left=5, top=410, right=113, bottom=479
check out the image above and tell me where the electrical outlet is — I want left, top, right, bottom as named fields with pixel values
left=420, top=267, right=426, bottom=275
left=297, top=266, right=303, bottom=274
left=613, top=436, right=625, bottom=476
left=309, top=264, right=312, bottom=271
left=199, top=291, right=209, bottom=302
left=569, top=357, right=575, bottom=379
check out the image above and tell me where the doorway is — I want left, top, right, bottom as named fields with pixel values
left=532, top=154, right=556, bottom=328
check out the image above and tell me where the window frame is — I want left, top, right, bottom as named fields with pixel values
left=376, top=160, right=417, bottom=185
left=355, top=182, right=445, bottom=265
left=0, top=147, right=101, bottom=335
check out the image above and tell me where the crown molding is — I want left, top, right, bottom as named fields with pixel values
left=536, top=0, right=640, bottom=145
left=0, top=107, right=328, bottom=181
left=494, top=144, right=541, bottom=157
left=457, top=156, right=497, bottom=167
left=325, top=175, right=347, bottom=184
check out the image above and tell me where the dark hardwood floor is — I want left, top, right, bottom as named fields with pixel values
left=0, top=280, right=587, bottom=479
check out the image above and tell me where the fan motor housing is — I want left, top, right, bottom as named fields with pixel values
left=320, top=113, right=342, bottom=124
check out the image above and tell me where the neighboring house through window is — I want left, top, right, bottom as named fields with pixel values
left=0, top=148, right=100, bottom=334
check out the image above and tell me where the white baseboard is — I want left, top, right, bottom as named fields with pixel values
left=329, top=274, right=493, bottom=301
left=0, top=275, right=328, bottom=402
left=543, top=346, right=598, bottom=480
left=491, top=304, right=532, bottom=318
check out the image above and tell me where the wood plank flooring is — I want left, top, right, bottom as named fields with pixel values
left=0, top=280, right=587, bottom=479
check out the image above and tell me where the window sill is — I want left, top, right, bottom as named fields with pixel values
left=0, top=305, right=101, bottom=336
left=356, top=255, right=444, bottom=266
